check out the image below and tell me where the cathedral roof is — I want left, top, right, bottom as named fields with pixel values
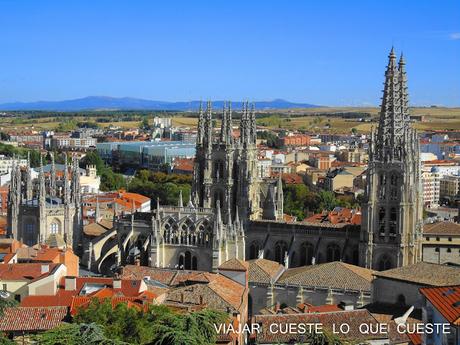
left=373, top=262, right=460, bottom=286
left=247, top=259, right=285, bottom=285
left=277, top=262, right=374, bottom=292
left=218, top=258, right=248, bottom=272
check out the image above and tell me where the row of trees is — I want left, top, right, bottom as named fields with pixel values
left=127, top=170, right=192, bottom=205
left=283, top=184, right=360, bottom=220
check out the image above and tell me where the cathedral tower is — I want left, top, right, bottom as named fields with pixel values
left=360, top=48, right=423, bottom=270
left=192, top=101, right=260, bottom=223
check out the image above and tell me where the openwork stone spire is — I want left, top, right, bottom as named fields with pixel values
left=375, top=47, right=410, bottom=162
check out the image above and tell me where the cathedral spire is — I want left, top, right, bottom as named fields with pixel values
left=226, top=101, right=233, bottom=145
left=178, top=189, right=183, bottom=208
left=197, top=101, right=205, bottom=146
left=50, top=152, right=56, bottom=197
left=39, top=155, right=46, bottom=204
left=376, top=47, right=408, bottom=162
left=156, top=197, right=161, bottom=221
left=25, top=151, right=33, bottom=201
left=276, top=173, right=284, bottom=220
left=63, top=153, right=70, bottom=204
left=250, top=102, right=257, bottom=144
left=398, top=52, right=409, bottom=123
left=220, top=101, right=227, bottom=143
left=205, top=101, right=213, bottom=151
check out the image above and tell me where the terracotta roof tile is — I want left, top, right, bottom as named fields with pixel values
left=0, top=306, right=67, bottom=331
left=0, top=263, right=59, bottom=281
left=420, top=285, right=460, bottom=325
left=218, top=258, right=249, bottom=272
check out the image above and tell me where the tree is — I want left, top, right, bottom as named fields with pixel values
left=33, top=323, right=125, bottom=345
left=127, top=170, right=192, bottom=205
left=73, top=299, right=227, bottom=345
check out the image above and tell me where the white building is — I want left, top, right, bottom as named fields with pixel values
left=0, top=156, right=27, bottom=175
left=422, top=169, right=440, bottom=208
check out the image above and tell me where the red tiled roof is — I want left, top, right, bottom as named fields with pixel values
left=0, top=306, right=67, bottom=331
left=0, top=263, right=59, bottom=280
left=420, top=285, right=460, bottom=325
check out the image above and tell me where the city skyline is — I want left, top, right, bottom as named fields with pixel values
left=0, top=0, right=459, bottom=106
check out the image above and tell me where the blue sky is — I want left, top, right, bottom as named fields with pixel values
left=0, top=0, right=459, bottom=106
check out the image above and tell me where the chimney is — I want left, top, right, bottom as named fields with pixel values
left=41, top=264, right=50, bottom=274
left=113, top=278, right=122, bottom=290
left=65, top=276, right=77, bottom=291
left=134, top=258, right=140, bottom=266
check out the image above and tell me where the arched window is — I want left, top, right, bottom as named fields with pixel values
left=274, top=241, right=288, bottom=265
left=50, top=222, right=59, bottom=234
left=179, top=251, right=198, bottom=271
left=326, top=244, right=341, bottom=262
left=249, top=242, right=260, bottom=260
left=378, top=255, right=392, bottom=271
left=300, top=242, right=314, bottom=266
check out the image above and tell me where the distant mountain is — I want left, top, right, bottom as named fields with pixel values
left=0, top=96, right=319, bottom=111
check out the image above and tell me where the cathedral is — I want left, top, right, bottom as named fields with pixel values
left=7, top=153, right=82, bottom=252
left=89, top=102, right=284, bottom=274
left=55, top=48, right=422, bottom=274
left=359, top=48, right=423, bottom=270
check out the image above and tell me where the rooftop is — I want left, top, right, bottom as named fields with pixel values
left=277, top=261, right=374, bottom=292
left=0, top=306, right=68, bottom=332
left=423, top=221, right=460, bottom=236
left=420, top=285, right=460, bottom=325
left=374, top=262, right=460, bottom=286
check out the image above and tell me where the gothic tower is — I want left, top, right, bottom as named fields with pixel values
left=360, top=48, right=423, bottom=270
left=192, top=101, right=260, bottom=223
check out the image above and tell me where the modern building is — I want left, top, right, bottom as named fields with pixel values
left=96, top=141, right=195, bottom=170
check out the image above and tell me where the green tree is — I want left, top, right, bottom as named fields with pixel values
left=33, top=323, right=125, bottom=345
left=73, top=299, right=226, bottom=345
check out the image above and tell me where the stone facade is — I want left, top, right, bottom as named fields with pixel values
left=360, top=48, right=423, bottom=270
left=7, top=154, right=82, bottom=252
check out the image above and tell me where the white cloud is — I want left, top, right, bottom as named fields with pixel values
left=449, top=32, right=460, bottom=40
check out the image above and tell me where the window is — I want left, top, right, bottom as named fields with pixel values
left=448, top=237, right=452, bottom=242
left=326, top=244, right=341, bottom=262
left=274, top=241, right=288, bottom=265
left=300, top=242, right=314, bottom=266
left=426, top=237, right=430, bottom=241
left=436, top=237, right=440, bottom=241
left=447, top=248, right=452, bottom=253
left=2, top=284, right=6, bottom=291
left=435, top=248, right=440, bottom=252
left=50, top=223, right=59, bottom=234
left=25, top=224, right=34, bottom=234
left=378, top=256, right=392, bottom=271
left=249, top=242, right=260, bottom=260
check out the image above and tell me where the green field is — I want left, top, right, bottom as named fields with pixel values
left=0, top=106, right=459, bottom=134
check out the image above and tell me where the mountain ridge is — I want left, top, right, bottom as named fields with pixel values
left=0, top=96, right=319, bottom=111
